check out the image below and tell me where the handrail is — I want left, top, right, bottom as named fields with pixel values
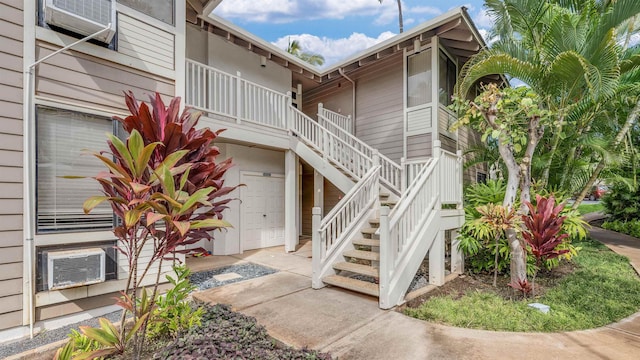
left=317, top=111, right=402, bottom=194
left=313, top=165, right=380, bottom=285
left=389, top=158, right=438, bottom=223
left=290, top=105, right=374, bottom=180
left=319, top=165, right=380, bottom=233
left=319, top=105, right=352, bottom=134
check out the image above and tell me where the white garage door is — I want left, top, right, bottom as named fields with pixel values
left=241, top=173, right=285, bottom=251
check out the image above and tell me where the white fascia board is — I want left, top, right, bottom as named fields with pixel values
left=200, top=13, right=321, bottom=72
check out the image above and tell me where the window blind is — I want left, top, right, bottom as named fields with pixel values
left=36, top=107, right=114, bottom=232
left=407, top=49, right=432, bottom=108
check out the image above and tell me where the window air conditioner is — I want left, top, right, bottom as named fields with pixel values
left=44, top=0, right=117, bottom=43
left=47, top=248, right=106, bottom=290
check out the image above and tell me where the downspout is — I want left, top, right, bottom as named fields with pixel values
left=338, top=68, right=356, bottom=134
left=24, top=23, right=112, bottom=339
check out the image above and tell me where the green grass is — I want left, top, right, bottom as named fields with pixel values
left=404, top=239, right=640, bottom=332
left=575, top=203, right=604, bottom=215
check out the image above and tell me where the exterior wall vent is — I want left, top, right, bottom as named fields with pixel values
left=47, top=248, right=106, bottom=290
left=44, top=0, right=117, bottom=43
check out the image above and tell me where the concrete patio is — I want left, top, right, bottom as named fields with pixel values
left=191, top=233, right=640, bottom=359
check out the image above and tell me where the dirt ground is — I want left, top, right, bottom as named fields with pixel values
left=404, top=261, right=576, bottom=309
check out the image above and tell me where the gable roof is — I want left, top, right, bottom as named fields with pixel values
left=188, top=2, right=491, bottom=87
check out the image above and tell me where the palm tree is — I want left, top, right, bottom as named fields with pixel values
left=285, top=39, right=325, bottom=66
left=455, top=0, right=640, bottom=286
left=378, top=0, right=403, bottom=33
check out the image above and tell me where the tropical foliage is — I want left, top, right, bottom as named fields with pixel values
left=69, top=92, right=237, bottom=357
left=285, top=39, right=325, bottom=66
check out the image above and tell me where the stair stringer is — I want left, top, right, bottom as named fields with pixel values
left=313, top=207, right=377, bottom=288
left=289, top=137, right=355, bottom=194
left=380, top=207, right=441, bottom=308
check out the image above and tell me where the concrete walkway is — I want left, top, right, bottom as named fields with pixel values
left=193, top=224, right=640, bottom=360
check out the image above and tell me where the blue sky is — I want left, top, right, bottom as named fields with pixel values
left=213, top=0, right=492, bottom=68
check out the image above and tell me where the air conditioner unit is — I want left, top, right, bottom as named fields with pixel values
left=44, top=0, right=117, bottom=43
left=48, top=248, right=106, bottom=290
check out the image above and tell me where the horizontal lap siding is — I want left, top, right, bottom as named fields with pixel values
left=117, top=14, right=175, bottom=71
left=0, top=0, right=23, bottom=330
left=354, top=53, right=404, bottom=163
left=35, top=43, right=175, bottom=113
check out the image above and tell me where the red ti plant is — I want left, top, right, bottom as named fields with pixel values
left=521, top=194, right=570, bottom=294
left=79, top=92, right=238, bottom=357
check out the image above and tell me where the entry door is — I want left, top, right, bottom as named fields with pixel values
left=241, top=173, right=285, bottom=251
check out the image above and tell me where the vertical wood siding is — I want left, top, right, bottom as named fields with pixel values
left=0, top=0, right=24, bottom=330
left=353, top=53, right=404, bottom=162
left=117, top=13, right=175, bottom=71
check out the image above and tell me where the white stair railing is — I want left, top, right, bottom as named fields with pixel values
left=379, top=142, right=442, bottom=309
left=312, top=165, right=380, bottom=288
left=290, top=106, right=374, bottom=181
left=400, top=157, right=431, bottom=191
left=317, top=105, right=403, bottom=195
left=440, top=149, right=463, bottom=206
left=318, top=103, right=353, bottom=134
left=186, top=59, right=288, bottom=129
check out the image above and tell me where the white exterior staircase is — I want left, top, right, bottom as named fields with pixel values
left=186, top=59, right=464, bottom=309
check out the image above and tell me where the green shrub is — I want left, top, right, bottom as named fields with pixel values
left=147, top=264, right=203, bottom=340
left=602, top=182, right=640, bottom=221
left=602, top=220, right=640, bottom=238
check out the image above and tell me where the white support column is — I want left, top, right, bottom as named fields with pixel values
left=314, top=170, right=324, bottom=214
left=311, top=207, right=324, bottom=289
left=429, top=230, right=445, bottom=285
left=457, top=149, right=463, bottom=208
left=378, top=206, right=392, bottom=309
left=450, top=229, right=464, bottom=274
left=285, top=150, right=298, bottom=252
left=431, top=35, right=440, bottom=151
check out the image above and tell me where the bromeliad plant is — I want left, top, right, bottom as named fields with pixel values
left=77, top=92, right=237, bottom=358
left=476, top=204, right=519, bottom=287
left=521, top=195, right=570, bottom=295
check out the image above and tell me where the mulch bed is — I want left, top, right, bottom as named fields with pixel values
left=403, top=261, right=576, bottom=309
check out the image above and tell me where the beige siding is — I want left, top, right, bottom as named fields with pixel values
left=458, top=126, right=487, bottom=184
left=407, top=133, right=432, bottom=158
left=35, top=42, right=175, bottom=113
left=303, top=54, right=404, bottom=162
left=302, top=81, right=353, bottom=121
left=117, top=13, right=175, bottom=70
left=354, top=53, right=404, bottom=162
left=0, top=0, right=23, bottom=331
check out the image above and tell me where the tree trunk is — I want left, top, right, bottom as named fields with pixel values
left=396, top=0, right=403, bottom=33
left=572, top=99, right=640, bottom=209
left=497, top=139, right=527, bottom=285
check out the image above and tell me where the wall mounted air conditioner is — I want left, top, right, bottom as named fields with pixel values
left=44, top=0, right=117, bottom=43
left=47, top=248, right=106, bottom=290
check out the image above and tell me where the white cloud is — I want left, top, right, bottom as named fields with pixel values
left=273, top=31, right=396, bottom=68
left=214, top=0, right=397, bottom=24
left=473, top=8, right=494, bottom=29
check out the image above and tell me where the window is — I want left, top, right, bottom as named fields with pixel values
left=439, top=51, right=457, bottom=106
left=476, top=171, right=488, bottom=184
left=407, top=49, right=432, bottom=108
left=36, top=107, right=116, bottom=233
left=117, top=0, right=174, bottom=25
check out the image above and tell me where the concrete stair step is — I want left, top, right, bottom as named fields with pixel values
left=322, top=274, right=379, bottom=297
left=333, top=262, right=379, bottom=277
left=381, top=200, right=397, bottom=208
left=368, top=218, right=380, bottom=226
left=379, top=192, right=390, bottom=199
left=344, top=249, right=380, bottom=261
left=361, top=227, right=379, bottom=235
left=352, top=238, right=380, bottom=247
